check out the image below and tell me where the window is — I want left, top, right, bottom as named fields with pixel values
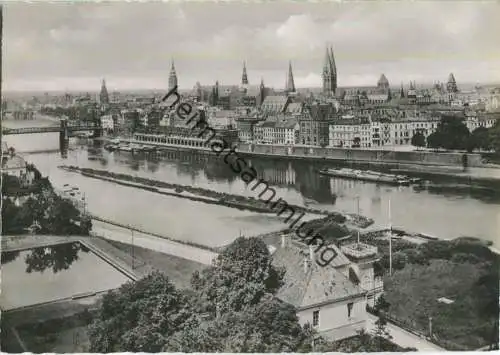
left=313, top=310, right=319, bottom=327
left=347, top=302, right=354, bottom=318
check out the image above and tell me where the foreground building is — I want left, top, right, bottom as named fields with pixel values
left=271, top=235, right=383, bottom=341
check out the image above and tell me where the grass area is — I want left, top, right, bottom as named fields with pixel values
left=106, top=239, right=207, bottom=289
left=15, top=310, right=94, bottom=353
left=380, top=237, right=499, bottom=350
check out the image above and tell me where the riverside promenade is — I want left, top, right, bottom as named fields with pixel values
left=91, top=219, right=217, bottom=266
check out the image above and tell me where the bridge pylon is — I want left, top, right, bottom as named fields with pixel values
left=59, top=119, right=69, bottom=152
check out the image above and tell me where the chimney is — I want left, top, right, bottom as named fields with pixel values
left=309, top=244, right=315, bottom=263
left=281, top=234, right=286, bottom=248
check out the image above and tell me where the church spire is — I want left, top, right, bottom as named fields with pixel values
left=329, top=46, right=337, bottom=75
left=322, top=44, right=337, bottom=96
left=169, top=59, right=178, bottom=90
left=286, top=61, right=295, bottom=93
left=241, top=61, right=249, bottom=86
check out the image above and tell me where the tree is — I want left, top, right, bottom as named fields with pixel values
left=89, top=237, right=313, bottom=353
left=192, top=237, right=285, bottom=314
left=467, top=127, right=491, bottom=152
left=411, top=132, right=426, bottom=149
left=88, top=272, right=190, bottom=352
left=374, top=294, right=391, bottom=315
left=353, top=137, right=361, bottom=148
left=430, top=115, right=471, bottom=150
left=489, top=119, right=500, bottom=153
left=373, top=314, right=392, bottom=349
left=426, top=131, right=441, bottom=150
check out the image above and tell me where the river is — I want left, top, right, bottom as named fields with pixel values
left=3, top=118, right=500, bottom=249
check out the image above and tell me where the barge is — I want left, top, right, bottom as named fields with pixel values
left=318, top=168, right=420, bottom=185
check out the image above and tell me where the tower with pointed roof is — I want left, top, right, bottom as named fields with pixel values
left=241, top=61, right=249, bottom=86
left=168, top=60, right=178, bottom=91
left=447, top=73, right=458, bottom=93
left=259, top=77, right=266, bottom=105
left=99, top=79, right=109, bottom=106
left=322, top=45, right=337, bottom=97
left=285, top=61, right=296, bottom=94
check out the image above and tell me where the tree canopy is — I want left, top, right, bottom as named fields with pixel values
left=411, top=132, right=426, bottom=149
left=88, top=237, right=316, bottom=353
left=426, top=115, right=470, bottom=150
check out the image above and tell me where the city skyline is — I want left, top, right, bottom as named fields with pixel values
left=3, top=1, right=500, bottom=92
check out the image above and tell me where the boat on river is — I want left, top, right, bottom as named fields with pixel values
left=318, top=168, right=418, bottom=185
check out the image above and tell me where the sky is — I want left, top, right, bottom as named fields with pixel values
left=3, top=1, right=500, bottom=92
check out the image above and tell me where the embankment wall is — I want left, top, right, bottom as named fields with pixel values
left=236, top=143, right=487, bottom=168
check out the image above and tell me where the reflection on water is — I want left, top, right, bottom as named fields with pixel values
left=1, top=242, right=88, bottom=274
left=4, top=130, right=500, bottom=247
left=0, top=242, right=131, bottom=310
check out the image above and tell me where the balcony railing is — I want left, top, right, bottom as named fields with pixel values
left=341, top=242, right=378, bottom=259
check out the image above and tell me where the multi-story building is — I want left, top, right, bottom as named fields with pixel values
left=298, top=103, right=335, bottom=146
left=235, top=113, right=261, bottom=143
left=329, top=116, right=372, bottom=148
left=465, top=112, right=500, bottom=132
left=252, top=117, right=299, bottom=145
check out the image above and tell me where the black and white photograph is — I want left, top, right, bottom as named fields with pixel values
left=1, top=1, right=499, bottom=353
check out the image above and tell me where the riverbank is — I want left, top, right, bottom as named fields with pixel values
left=117, top=136, right=500, bottom=183
left=59, top=165, right=375, bottom=228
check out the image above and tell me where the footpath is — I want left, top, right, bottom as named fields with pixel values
left=91, top=220, right=217, bottom=266
left=366, top=313, right=445, bottom=352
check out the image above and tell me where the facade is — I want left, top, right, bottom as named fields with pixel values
left=271, top=236, right=382, bottom=341
left=252, top=118, right=299, bottom=145
left=133, top=127, right=239, bottom=148
left=465, top=112, right=500, bottom=132
left=298, top=103, right=335, bottom=146
left=100, top=115, right=114, bottom=132
left=328, top=113, right=440, bottom=148
left=329, top=116, right=372, bottom=148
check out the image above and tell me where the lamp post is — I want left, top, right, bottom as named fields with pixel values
left=131, top=229, right=135, bottom=270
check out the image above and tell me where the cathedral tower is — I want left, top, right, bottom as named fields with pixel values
left=168, top=60, right=178, bottom=91
left=322, top=45, right=337, bottom=96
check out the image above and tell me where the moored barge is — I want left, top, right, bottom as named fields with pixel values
left=318, top=168, right=420, bottom=185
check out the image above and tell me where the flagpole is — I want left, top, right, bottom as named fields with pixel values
left=388, top=198, right=392, bottom=276
left=357, top=196, right=361, bottom=245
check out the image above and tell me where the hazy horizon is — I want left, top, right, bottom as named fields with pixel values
left=3, top=2, right=500, bottom=92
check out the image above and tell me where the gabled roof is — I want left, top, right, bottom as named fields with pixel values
left=261, top=95, right=289, bottom=112
left=286, top=102, right=303, bottom=113
left=272, top=242, right=365, bottom=309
